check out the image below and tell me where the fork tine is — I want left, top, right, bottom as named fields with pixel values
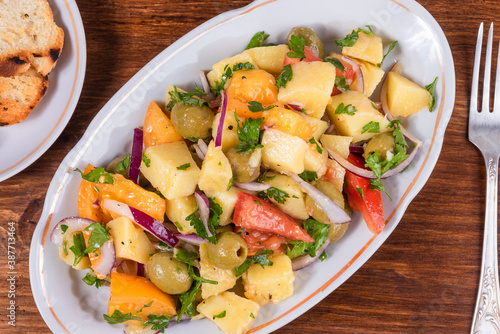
left=495, top=31, right=500, bottom=112
left=471, top=23, right=484, bottom=113
left=482, top=23, right=494, bottom=112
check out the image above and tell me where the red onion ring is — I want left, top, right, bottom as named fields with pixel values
left=194, top=190, right=212, bottom=237
left=92, top=239, right=116, bottom=278
left=341, top=56, right=364, bottom=93
left=174, top=233, right=207, bottom=246
left=193, top=143, right=205, bottom=161
left=199, top=70, right=215, bottom=101
left=129, top=128, right=143, bottom=184
left=291, top=240, right=330, bottom=271
left=233, top=181, right=271, bottom=192
left=50, top=217, right=94, bottom=247
left=289, top=174, right=351, bottom=224
left=215, top=90, right=228, bottom=148
left=197, top=139, right=208, bottom=156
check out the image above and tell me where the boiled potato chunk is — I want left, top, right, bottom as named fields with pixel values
left=165, top=195, right=197, bottom=234
left=263, top=172, right=309, bottom=220
left=107, top=216, right=155, bottom=264
left=278, top=61, right=336, bottom=119
left=197, top=291, right=260, bottom=334
left=261, top=128, right=308, bottom=174
left=198, top=141, right=233, bottom=192
left=140, top=141, right=200, bottom=200
left=207, top=53, right=257, bottom=89
left=199, top=244, right=237, bottom=299
left=324, top=159, right=346, bottom=193
left=354, top=58, right=385, bottom=97
left=386, top=71, right=431, bottom=117
left=204, top=186, right=240, bottom=226
left=301, top=114, right=328, bottom=140
left=342, top=31, right=383, bottom=65
left=212, top=112, right=239, bottom=151
left=243, top=44, right=289, bottom=75
left=242, top=254, right=295, bottom=305
left=326, top=91, right=390, bottom=143
left=320, top=134, right=353, bottom=159
left=303, top=143, right=328, bottom=179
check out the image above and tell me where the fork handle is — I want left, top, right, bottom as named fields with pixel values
left=471, top=153, right=500, bottom=334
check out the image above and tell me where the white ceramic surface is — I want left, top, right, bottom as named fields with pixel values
left=29, top=0, right=455, bottom=333
left=0, top=0, right=86, bottom=182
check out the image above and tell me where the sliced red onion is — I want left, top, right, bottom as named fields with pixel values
left=174, top=233, right=207, bottom=246
left=288, top=103, right=303, bottom=112
left=292, top=240, right=330, bottom=271
left=349, top=144, right=365, bottom=153
left=193, top=143, right=205, bottom=160
left=194, top=191, right=212, bottom=237
left=137, top=263, right=145, bottom=277
left=289, top=174, right=351, bottom=224
left=233, top=181, right=271, bottom=192
left=341, top=56, right=364, bottom=93
left=50, top=217, right=94, bottom=247
left=91, top=200, right=100, bottom=209
left=197, top=139, right=208, bottom=156
left=92, top=239, right=116, bottom=278
left=102, top=199, right=178, bottom=247
left=119, top=261, right=135, bottom=275
left=199, top=70, right=215, bottom=101
left=215, top=90, right=228, bottom=148
left=129, top=128, right=143, bottom=184
left=325, top=123, right=335, bottom=135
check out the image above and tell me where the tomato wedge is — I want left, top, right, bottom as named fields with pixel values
left=344, top=154, right=385, bottom=234
left=232, top=192, right=314, bottom=243
left=331, top=56, right=356, bottom=96
left=235, top=227, right=287, bottom=256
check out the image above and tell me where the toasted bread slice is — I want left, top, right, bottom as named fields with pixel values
left=0, top=67, right=49, bottom=127
left=0, top=0, right=64, bottom=77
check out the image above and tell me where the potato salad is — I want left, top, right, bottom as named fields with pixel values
left=51, top=26, right=437, bottom=334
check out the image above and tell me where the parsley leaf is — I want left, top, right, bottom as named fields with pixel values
left=104, top=310, right=141, bottom=325
left=335, top=77, right=350, bottom=92
left=324, top=57, right=345, bottom=73
left=245, top=31, right=270, bottom=50
left=212, top=63, right=255, bottom=96
left=143, top=314, right=172, bottom=332
left=335, top=30, right=359, bottom=47
left=175, top=248, right=199, bottom=267
left=208, top=197, right=223, bottom=233
left=188, top=266, right=218, bottom=284
left=69, top=232, right=86, bottom=266
left=309, top=137, right=323, bottom=154
left=258, top=186, right=290, bottom=204
left=235, top=250, right=274, bottom=277
left=276, top=64, right=293, bottom=88
left=285, top=219, right=330, bottom=259
left=213, top=310, right=226, bottom=319
left=361, top=121, right=380, bottom=134
left=356, top=187, right=364, bottom=201
left=287, top=35, right=306, bottom=58
left=75, top=167, right=114, bottom=184
left=298, top=171, right=318, bottom=182
left=235, top=112, right=264, bottom=154
left=176, top=163, right=191, bottom=170
left=83, top=223, right=110, bottom=253
left=426, top=77, right=438, bottom=112
left=186, top=208, right=215, bottom=244
left=82, top=271, right=108, bottom=288
left=116, top=154, right=130, bottom=172
left=142, top=152, right=151, bottom=167
left=178, top=281, right=201, bottom=322
left=61, top=225, right=68, bottom=234
left=248, top=101, right=275, bottom=113
left=233, top=62, right=255, bottom=72
left=167, top=85, right=207, bottom=111
left=319, top=251, right=328, bottom=261
left=334, top=103, right=357, bottom=115
left=378, top=40, right=398, bottom=67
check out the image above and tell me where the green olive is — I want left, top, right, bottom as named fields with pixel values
left=206, top=232, right=248, bottom=270
left=147, top=252, right=192, bottom=295
left=363, top=132, right=397, bottom=161
left=305, top=180, right=345, bottom=225
left=327, top=223, right=349, bottom=244
left=224, top=146, right=261, bottom=183
left=287, top=27, right=325, bottom=59
left=171, top=102, right=214, bottom=140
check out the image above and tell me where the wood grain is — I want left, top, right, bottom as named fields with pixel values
left=0, top=0, right=494, bottom=332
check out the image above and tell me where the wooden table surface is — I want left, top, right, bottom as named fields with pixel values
left=0, top=0, right=495, bottom=333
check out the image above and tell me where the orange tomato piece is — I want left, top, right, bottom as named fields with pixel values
left=262, top=106, right=315, bottom=141
left=107, top=272, right=176, bottom=323
left=143, top=101, right=183, bottom=148
left=77, top=164, right=166, bottom=223
left=226, top=69, right=278, bottom=119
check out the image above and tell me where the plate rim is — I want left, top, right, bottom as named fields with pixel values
left=0, top=0, right=87, bottom=182
left=29, top=0, right=456, bottom=333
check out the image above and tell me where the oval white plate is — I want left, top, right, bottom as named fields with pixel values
left=0, top=0, right=86, bottom=182
left=30, top=0, right=455, bottom=333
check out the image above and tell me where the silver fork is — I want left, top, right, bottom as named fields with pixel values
left=470, top=22, right=500, bottom=334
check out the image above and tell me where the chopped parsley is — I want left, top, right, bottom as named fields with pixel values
left=361, top=121, right=380, bottom=134
left=69, top=232, right=86, bottom=266
left=235, top=112, right=264, bottom=154
left=116, top=154, right=130, bottom=172
left=227, top=176, right=233, bottom=191
left=175, top=248, right=199, bottom=267
left=104, top=310, right=141, bottom=325
left=334, top=103, right=357, bottom=115
left=82, top=271, right=109, bottom=288
left=426, top=77, right=438, bottom=112
left=309, top=137, right=323, bottom=154
left=176, top=163, right=191, bottom=170
left=248, top=101, right=275, bottom=113
left=213, top=62, right=255, bottom=96
left=335, top=77, right=350, bottom=92
left=83, top=222, right=110, bottom=254
left=285, top=219, right=330, bottom=259
left=298, top=170, right=318, bottom=182
left=235, top=250, right=274, bottom=277
left=245, top=31, right=270, bottom=50
left=213, top=310, right=226, bottom=319
left=287, top=35, right=306, bottom=58
left=142, top=152, right=151, bottom=167
left=186, top=208, right=214, bottom=244
left=324, top=57, right=345, bottom=72
left=258, top=187, right=290, bottom=204
left=378, top=40, right=398, bottom=67
left=188, top=266, right=218, bottom=284
left=74, top=167, right=114, bottom=184
left=61, top=224, right=68, bottom=234
left=319, top=251, right=328, bottom=261
left=178, top=281, right=201, bottom=322
left=143, top=314, right=172, bottom=332
left=167, top=85, right=207, bottom=111
left=173, top=221, right=183, bottom=231
left=276, top=64, right=293, bottom=88
left=356, top=187, right=364, bottom=200
left=335, top=26, right=375, bottom=48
